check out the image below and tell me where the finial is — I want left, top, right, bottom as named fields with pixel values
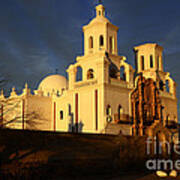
left=96, top=1, right=105, bottom=17
left=10, top=86, right=17, bottom=96
left=1, top=89, right=4, bottom=96
left=0, top=89, right=5, bottom=99
left=12, top=87, right=15, bottom=92
left=25, top=82, right=28, bottom=89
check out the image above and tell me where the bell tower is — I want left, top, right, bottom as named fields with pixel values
left=83, top=4, right=119, bottom=56
left=134, top=43, right=164, bottom=74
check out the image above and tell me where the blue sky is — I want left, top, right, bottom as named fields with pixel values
left=0, top=0, right=180, bottom=116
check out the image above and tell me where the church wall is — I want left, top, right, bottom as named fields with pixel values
left=71, top=84, right=104, bottom=133
left=53, top=94, right=73, bottom=133
left=25, top=95, right=52, bottom=131
left=78, top=58, right=99, bottom=81
left=106, top=24, right=118, bottom=55
left=84, top=23, right=106, bottom=55
left=104, top=84, right=132, bottom=122
left=77, top=89, right=95, bottom=132
left=136, top=45, right=156, bottom=72
left=155, top=48, right=163, bottom=71
left=3, top=97, right=24, bottom=130
left=51, top=83, right=105, bottom=134
left=160, top=96, right=178, bottom=123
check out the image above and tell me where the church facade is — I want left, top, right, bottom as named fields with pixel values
left=0, top=4, right=178, bottom=138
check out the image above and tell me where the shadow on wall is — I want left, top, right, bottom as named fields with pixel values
left=68, top=122, right=84, bottom=133
left=68, top=117, right=84, bottom=133
left=106, top=52, right=119, bottom=79
left=68, top=104, right=84, bottom=133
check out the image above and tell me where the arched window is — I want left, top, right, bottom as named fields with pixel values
left=106, top=105, right=111, bottom=116
left=99, top=35, right=104, bottom=47
left=89, top=36, right=93, bottom=49
left=87, top=69, right=94, bottom=80
left=141, top=56, right=145, bottom=70
left=159, top=80, right=164, bottom=91
left=57, top=90, right=60, bottom=97
left=150, top=55, right=153, bottom=68
left=118, top=105, right=123, bottom=121
left=68, top=104, right=72, bottom=115
left=165, top=80, right=170, bottom=93
left=60, top=111, right=63, bottom=120
left=76, top=66, right=83, bottom=82
left=106, top=105, right=112, bottom=122
left=160, top=106, right=164, bottom=122
left=120, top=66, right=126, bottom=81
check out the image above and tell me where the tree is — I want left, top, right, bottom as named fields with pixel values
left=0, top=82, right=46, bottom=130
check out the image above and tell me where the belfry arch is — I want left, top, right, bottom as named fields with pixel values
left=89, top=36, right=93, bottom=49
left=99, top=35, right=104, bottom=47
left=76, top=66, right=83, bottom=82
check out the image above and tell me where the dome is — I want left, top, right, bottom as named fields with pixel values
left=38, top=74, right=68, bottom=95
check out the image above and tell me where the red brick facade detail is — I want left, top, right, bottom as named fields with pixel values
left=131, top=74, right=162, bottom=136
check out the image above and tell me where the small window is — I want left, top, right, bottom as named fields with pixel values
left=87, top=69, right=94, bottom=79
left=60, top=111, right=63, bottom=120
left=89, top=36, right=93, bottom=49
left=106, top=105, right=111, bottom=116
left=118, top=105, right=123, bottom=120
left=141, top=56, right=145, bottom=70
left=120, top=66, right=126, bottom=81
left=106, top=105, right=112, bottom=123
left=57, top=90, right=60, bottom=97
left=165, top=80, right=170, bottom=93
left=99, top=35, right=104, bottom=47
left=150, top=55, right=153, bottom=68
left=159, top=80, right=164, bottom=91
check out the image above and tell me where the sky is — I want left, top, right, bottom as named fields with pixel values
left=0, top=0, right=180, bottom=116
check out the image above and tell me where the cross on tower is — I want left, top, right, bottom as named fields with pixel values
left=55, top=69, right=58, bottom=74
left=98, top=0, right=103, bottom=4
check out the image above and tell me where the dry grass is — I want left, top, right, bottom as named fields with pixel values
left=0, top=129, right=149, bottom=179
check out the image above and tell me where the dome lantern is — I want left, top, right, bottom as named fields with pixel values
left=96, top=4, right=105, bottom=17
